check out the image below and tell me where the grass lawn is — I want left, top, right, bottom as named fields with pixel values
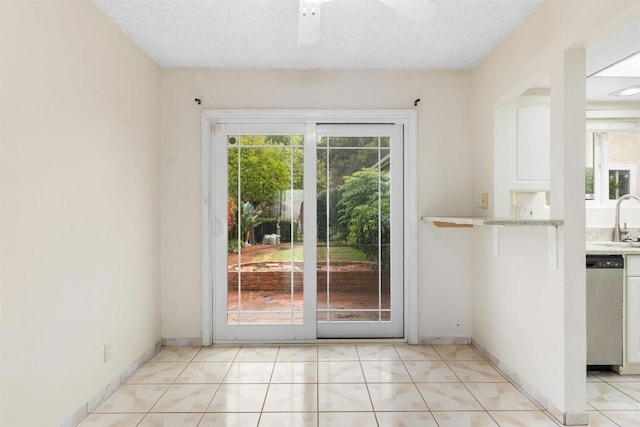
left=252, top=244, right=368, bottom=263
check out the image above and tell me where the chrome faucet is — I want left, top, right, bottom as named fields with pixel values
left=614, top=194, right=640, bottom=241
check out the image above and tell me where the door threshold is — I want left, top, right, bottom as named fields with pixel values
left=212, top=338, right=407, bottom=346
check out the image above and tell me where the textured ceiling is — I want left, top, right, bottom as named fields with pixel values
left=91, top=0, right=544, bottom=70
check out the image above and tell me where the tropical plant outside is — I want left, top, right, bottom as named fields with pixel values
left=337, top=168, right=390, bottom=269
left=228, top=135, right=389, bottom=268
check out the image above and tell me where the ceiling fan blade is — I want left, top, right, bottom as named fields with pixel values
left=377, top=0, right=438, bottom=24
left=297, top=0, right=323, bottom=45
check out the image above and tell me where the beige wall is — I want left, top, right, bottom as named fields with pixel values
left=470, top=0, right=640, bottom=421
left=6, top=0, right=635, bottom=424
left=0, top=1, right=161, bottom=425
left=160, top=69, right=474, bottom=341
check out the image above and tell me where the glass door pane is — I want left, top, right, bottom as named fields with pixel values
left=213, top=123, right=313, bottom=342
left=227, top=134, right=304, bottom=324
left=316, top=124, right=403, bottom=338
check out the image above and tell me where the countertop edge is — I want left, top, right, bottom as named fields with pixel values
left=586, top=244, right=640, bottom=255
left=421, top=216, right=564, bottom=227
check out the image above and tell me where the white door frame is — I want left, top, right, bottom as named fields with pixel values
left=201, top=109, right=419, bottom=344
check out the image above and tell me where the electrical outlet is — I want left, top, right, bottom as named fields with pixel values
left=104, top=344, right=112, bottom=363
left=456, top=319, right=462, bottom=332
left=481, top=193, right=489, bottom=209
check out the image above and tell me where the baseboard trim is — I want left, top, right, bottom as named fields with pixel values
left=163, top=337, right=203, bottom=346
left=61, top=339, right=163, bottom=427
left=616, top=363, right=640, bottom=375
left=562, top=410, right=590, bottom=426
left=420, top=336, right=471, bottom=345
left=471, top=339, right=588, bottom=426
left=164, top=337, right=411, bottom=346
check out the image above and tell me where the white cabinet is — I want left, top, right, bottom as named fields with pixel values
left=511, top=96, right=550, bottom=191
left=627, top=276, right=640, bottom=364
left=624, top=255, right=640, bottom=369
left=494, top=93, right=551, bottom=217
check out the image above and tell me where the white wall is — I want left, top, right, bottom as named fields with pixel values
left=0, top=1, right=162, bottom=425
left=587, top=205, right=640, bottom=228
left=160, top=69, right=473, bottom=341
left=470, top=0, right=640, bottom=422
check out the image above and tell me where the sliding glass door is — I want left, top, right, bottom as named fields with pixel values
left=211, top=122, right=403, bottom=341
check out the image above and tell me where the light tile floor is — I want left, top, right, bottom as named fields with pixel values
left=587, top=371, right=640, bottom=426
left=77, top=344, right=640, bottom=426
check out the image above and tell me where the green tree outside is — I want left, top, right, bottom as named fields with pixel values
left=337, top=168, right=390, bottom=269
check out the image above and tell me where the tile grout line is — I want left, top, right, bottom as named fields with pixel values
left=587, top=378, right=638, bottom=427
left=200, top=348, right=237, bottom=419
left=77, top=344, right=640, bottom=426
left=82, top=343, right=166, bottom=421
left=395, top=344, right=436, bottom=421
left=601, top=374, right=640, bottom=425
left=435, top=345, right=553, bottom=426
left=436, top=348, right=489, bottom=417
left=604, top=379, right=640, bottom=404
left=196, top=347, right=227, bottom=423
left=469, top=346, right=553, bottom=414
left=255, top=344, right=279, bottom=425
left=139, top=346, right=203, bottom=425
left=356, top=344, right=376, bottom=418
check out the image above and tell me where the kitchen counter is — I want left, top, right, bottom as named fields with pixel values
left=586, top=242, right=640, bottom=255
left=422, top=215, right=564, bottom=268
left=421, top=216, right=563, bottom=227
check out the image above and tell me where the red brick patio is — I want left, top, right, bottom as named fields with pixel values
left=226, top=244, right=390, bottom=323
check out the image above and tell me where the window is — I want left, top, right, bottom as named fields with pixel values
left=586, top=130, right=640, bottom=202
left=609, top=168, right=633, bottom=199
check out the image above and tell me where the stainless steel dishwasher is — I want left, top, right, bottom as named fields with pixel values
left=586, top=255, right=624, bottom=367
